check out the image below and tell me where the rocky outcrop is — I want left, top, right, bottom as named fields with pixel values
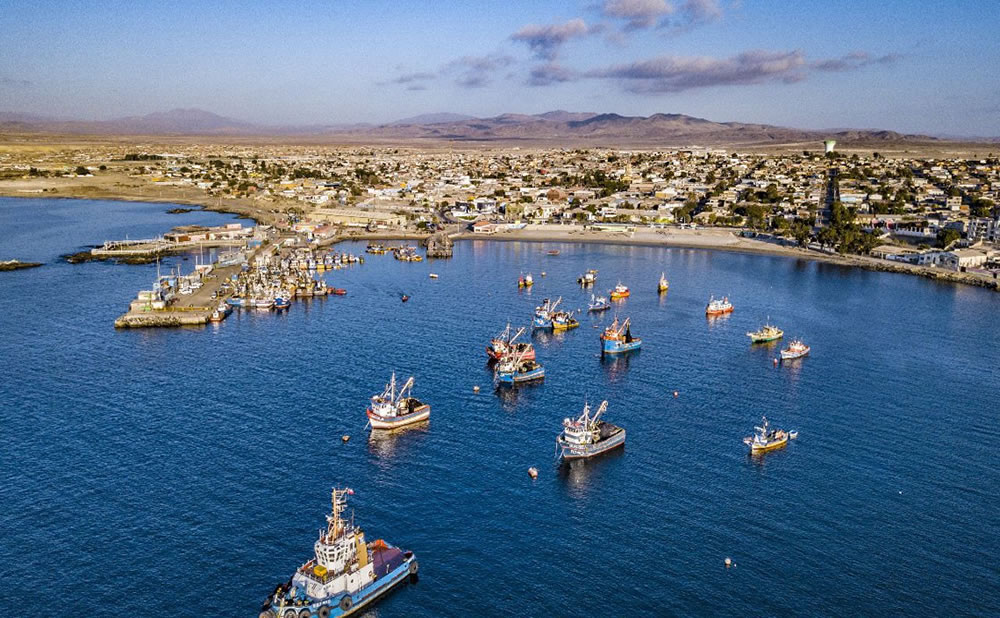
left=424, top=231, right=454, bottom=258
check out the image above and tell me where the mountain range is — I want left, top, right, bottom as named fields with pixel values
left=0, top=107, right=986, bottom=146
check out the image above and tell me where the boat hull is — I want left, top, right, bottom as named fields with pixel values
left=780, top=350, right=809, bottom=360
left=602, top=339, right=641, bottom=354
left=552, top=321, right=578, bottom=331
left=496, top=368, right=545, bottom=384
left=264, top=552, right=416, bottom=618
left=532, top=317, right=552, bottom=329
left=558, top=428, right=626, bottom=460
left=486, top=345, right=535, bottom=361
left=366, top=405, right=430, bottom=430
left=750, top=436, right=788, bottom=452
left=706, top=307, right=733, bottom=316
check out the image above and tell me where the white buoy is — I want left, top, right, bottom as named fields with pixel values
left=673, top=391, right=679, bottom=398
left=473, top=385, right=480, bottom=393
left=724, top=557, right=732, bottom=568
left=528, top=467, right=539, bottom=479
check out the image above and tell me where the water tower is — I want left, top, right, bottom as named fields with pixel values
left=823, top=139, right=836, bottom=154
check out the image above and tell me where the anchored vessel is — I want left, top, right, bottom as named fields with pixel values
left=601, top=317, right=641, bottom=354
left=610, top=282, right=630, bottom=300
left=743, top=416, right=790, bottom=453
left=495, top=349, right=545, bottom=385
left=588, top=294, right=610, bottom=312
left=658, top=273, right=669, bottom=293
left=747, top=321, right=783, bottom=343
left=532, top=297, right=562, bottom=329
left=366, top=374, right=430, bottom=430
left=259, top=488, right=417, bottom=618
left=518, top=273, right=534, bottom=288
left=551, top=310, right=579, bottom=331
left=705, top=296, right=734, bottom=316
left=780, top=340, right=810, bottom=360
left=557, top=400, right=626, bottom=460
left=578, top=269, right=598, bottom=286
left=486, top=324, right=535, bottom=361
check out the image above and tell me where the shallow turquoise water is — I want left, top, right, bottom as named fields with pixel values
left=1, top=198, right=998, bottom=616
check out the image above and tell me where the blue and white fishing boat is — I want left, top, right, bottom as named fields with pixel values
left=495, top=349, right=545, bottom=385
left=557, top=400, right=626, bottom=460
left=274, top=296, right=290, bottom=310
left=532, top=297, right=561, bottom=329
left=259, top=488, right=417, bottom=618
left=601, top=317, right=641, bottom=354
left=226, top=296, right=247, bottom=308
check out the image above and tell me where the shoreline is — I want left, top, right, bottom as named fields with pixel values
left=2, top=191, right=996, bottom=292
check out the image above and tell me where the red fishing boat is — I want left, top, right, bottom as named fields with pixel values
left=486, top=323, right=536, bottom=361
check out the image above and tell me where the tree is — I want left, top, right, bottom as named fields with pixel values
left=936, top=228, right=961, bottom=249
left=74, top=166, right=89, bottom=175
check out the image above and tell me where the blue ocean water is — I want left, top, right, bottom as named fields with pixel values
left=1, top=197, right=998, bottom=616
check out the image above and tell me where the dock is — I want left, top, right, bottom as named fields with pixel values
left=114, top=262, right=244, bottom=328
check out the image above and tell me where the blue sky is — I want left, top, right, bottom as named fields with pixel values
left=1, top=1, right=998, bottom=135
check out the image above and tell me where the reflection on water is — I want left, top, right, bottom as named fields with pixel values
left=494, top=380, right=542, bottom=411
left=558, top=447, right=626, bottom=499
left=706, top=314, right=731, bottom=327
left=367, top=422, right=431, bottom=460
left=746, top=444, right=791, bottom=470
left=601, top=350, right=637, bottom=382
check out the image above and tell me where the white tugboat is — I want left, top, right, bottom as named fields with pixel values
left=556, top=400, right=626, bottom=460
left=259, top=488, right=418, bottom=618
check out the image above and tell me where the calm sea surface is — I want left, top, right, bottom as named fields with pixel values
left=1, top=197, right=998, bottom=616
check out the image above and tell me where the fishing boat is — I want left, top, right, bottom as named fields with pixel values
left=556, top=400, right=626, bottom=461
left=551, top=311, right=580, bottom=331
left=428, top=273, right=439, bottom=279
left=547, top=249, right=560, bottom=256
left=366, top=373, right=431, bottom=430
left=330, top=288, right=347, bottom=296
left=601, top=317, right=641, bottom=354
left=588, top=294, right=611, bottom=312
left=209, top=301, right=231, bottom=322
left=486, top=324, right=535, bottom=361
left=532, top=297, right=562, bottom=329
left=274, top=296, right=291, bottom=310
left=743, top=416, right=789, bottom=453
left=780, top=340, right=810, bottom=360
left=610, top=282, right=630, bottom=300
left=518, top=273, right=534, bottom=288
left=658, top=273, right=669, bottom=293
left=577, top=269, right=597, bottom=286
left=495, top=350, right=545, bottom=385
left=401, top=294, right=410, bottom=303
left=705, top=295, right=733, bottom=316
left=746, top=321, right=783, bottom=343
left=258, top=487, right=417, bottom=618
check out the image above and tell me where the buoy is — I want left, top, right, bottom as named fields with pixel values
left=473, top=385, right=480, bottom=393
left=724, top=557, right=732, bottom=568
left=528, top=467, right=539, bottom=479
left=773, top=358, right=779, bottom=367
left=541, top=272, right=546, bottom=276
left=342, top=435, right=350, bottom=443
left=673, top=391, right=679, bottom=398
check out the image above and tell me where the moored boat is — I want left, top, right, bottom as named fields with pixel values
left=366, top=373, right=431, bottom=430
left=274, top=296, right=291, bottom=310
left=495, top=350, right=545, bottom=385
left=547, top=249, right=560, bottom=256
left=588, top=294, right=610, bottom=312
left=557, top=400, right=626, bottom=460
left=610, top=282, right=630, bottom=300
left=258, top=488, right=417, bottom=618
left=747, top=321, right=783, bottom=343
left=330, top=288, right=347, bottom=296
left=780, top=340, right=810, bottom=360
left=658, top=273, right=669, bottom=293
left=518, top=273, right=534, bottom=288
left=532, top=297, right=561, bottom=329
left=551, top=311, right=579, bottom=331
left=743, top=416, right=790, bottom=453
left=486, top=324, right=536, bottom=361
left=577, top=269, right=597, bottom=286
left=705, top=295, right=733, bottom=316
left=601, top=316, right=641, bottom=354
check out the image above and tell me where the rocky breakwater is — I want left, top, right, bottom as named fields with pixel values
left=424, top=231, right=454, bottom=258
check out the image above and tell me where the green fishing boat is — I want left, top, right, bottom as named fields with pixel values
left=746, top=322, right=784, bottom=343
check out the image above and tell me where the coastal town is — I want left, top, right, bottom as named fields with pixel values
left=3, top=141, right=999, bottom=289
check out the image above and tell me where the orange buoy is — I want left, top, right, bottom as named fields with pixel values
left=342, top=435, right=350, bottom=443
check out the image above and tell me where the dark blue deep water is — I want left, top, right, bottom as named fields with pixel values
left=2, top=197, right=998, bottom=616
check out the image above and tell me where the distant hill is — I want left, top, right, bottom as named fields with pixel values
left=0, top=107, right=963, bottom=146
